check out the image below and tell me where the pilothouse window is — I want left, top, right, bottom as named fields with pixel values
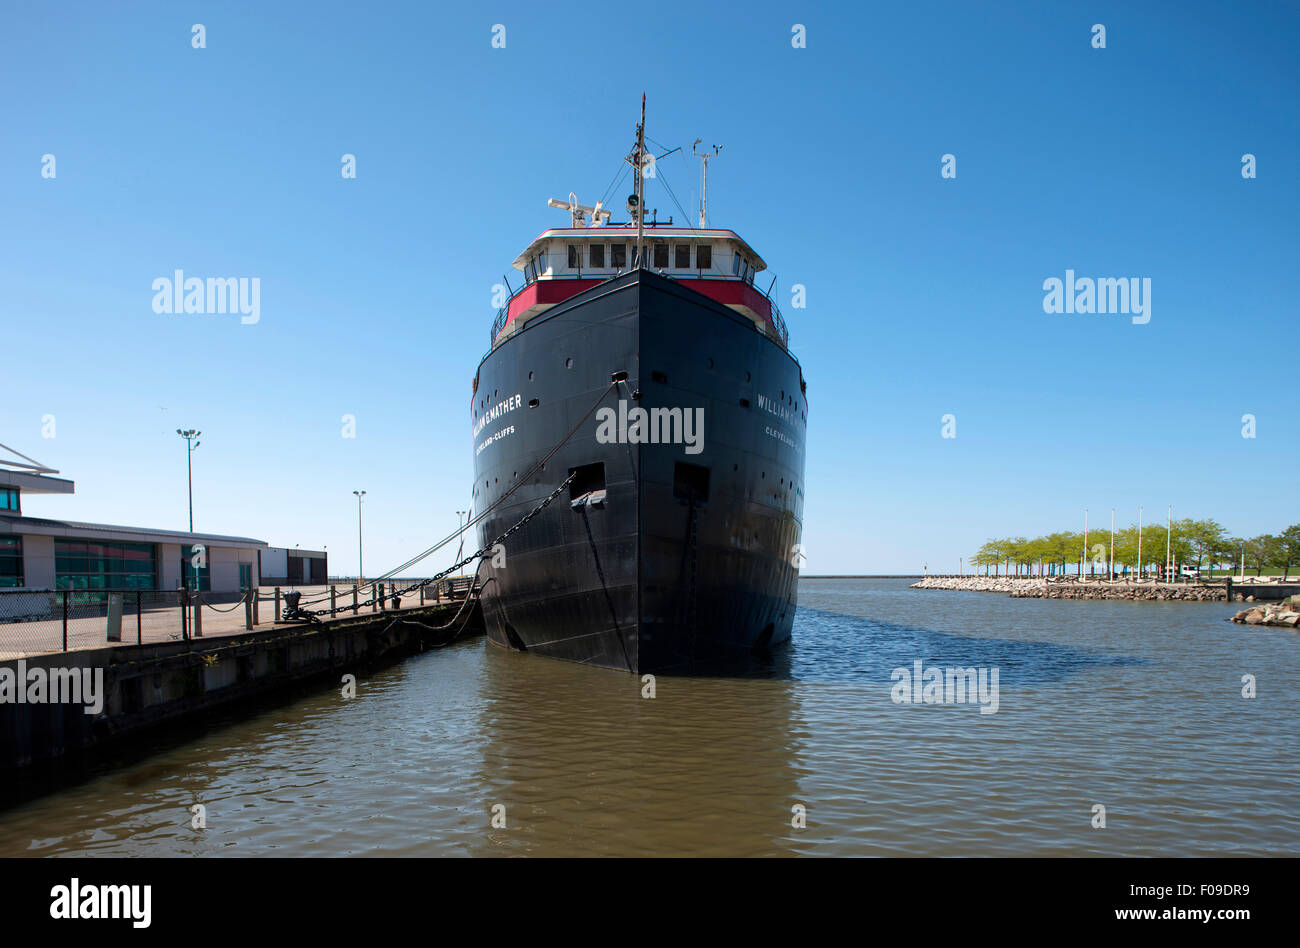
left=675, top=244, right=691, bottom=269
left=611, top=243, right=626, bottom=268
left=568, top=244, right=581, bottom=269
left=590, top=243, right=605, bottom=268
left=696, top=245, right=711, bottom=269
left=732, top=251, right=743, bottom=276
left=653, top=243, right=669, bottom=268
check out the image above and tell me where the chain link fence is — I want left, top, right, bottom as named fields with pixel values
left=0, top=582, right=465, bottom=659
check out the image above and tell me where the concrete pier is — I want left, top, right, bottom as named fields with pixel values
left=0, top=594, right=483, bottom=775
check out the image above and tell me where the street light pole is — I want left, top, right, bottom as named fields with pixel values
left=353, top=490, right=366, bottom=583
left=1083, top=508, right=1089, bottom=579
left=176, top=429, right=200, bottom=532
left=1138, top=505, right=1144, bottom=580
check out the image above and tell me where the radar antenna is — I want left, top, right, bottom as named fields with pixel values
left=547, top=191, right=611, bottom=228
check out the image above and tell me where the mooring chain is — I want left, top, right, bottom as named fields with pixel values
left=299, top=472, right=577, bottom=619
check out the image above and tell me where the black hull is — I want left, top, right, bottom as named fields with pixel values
left=470, top=270, right=807, bottom=673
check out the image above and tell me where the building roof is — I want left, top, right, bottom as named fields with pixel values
left=0, top=442, right=74, bottom=495
left=0, top=469, right=75, bottom=495
left=0, top=515, right=267, bottom=549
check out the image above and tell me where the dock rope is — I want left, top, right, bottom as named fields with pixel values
left=298, top=472, right=575, bottom=619
left=291, top=378, right=618, bottom=613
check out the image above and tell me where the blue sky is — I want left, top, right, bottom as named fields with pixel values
left=2, top=1, right=1296, bottom=576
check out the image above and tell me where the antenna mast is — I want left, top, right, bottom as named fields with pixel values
left=693, top=140, right=720, bottom=228
left=633, top=95, right=646, bottom=266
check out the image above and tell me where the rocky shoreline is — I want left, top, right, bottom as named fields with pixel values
left=910, top=575, right=1228, bottom=601
left=1230, top=599, right=1300, bottom=628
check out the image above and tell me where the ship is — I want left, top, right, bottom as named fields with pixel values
left=470, top=98, right=807, bottom=673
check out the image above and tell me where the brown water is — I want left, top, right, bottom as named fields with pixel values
left=0, top=578, right=1295, bottom=856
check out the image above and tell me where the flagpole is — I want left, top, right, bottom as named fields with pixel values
left=1138, top=505, right=1143, bottom=580
left=1109, top=508, right=1115, bottom=581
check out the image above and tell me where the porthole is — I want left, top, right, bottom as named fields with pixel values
left=706, top=357, right=714, bottom=369
left=745, top=371, right=751, bottom=382
left=528, top=398, right=539, bottom=408
left=565, top=357, right=573, bottom=369
left=528, top=371, right=534, bottom=381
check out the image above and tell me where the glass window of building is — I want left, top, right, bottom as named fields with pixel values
left=0, top=488, right=19, bottom=512
left=55, top=539, right=157, bottom=595
left=0, top=536, right=22, bottom=587
left=653, top=243, right=669, bottom=268
left=675, top=244, right=691, bottom=269
left=590, top=243, right=605, bottom=268
left=696, top=244, right=712, bottom=269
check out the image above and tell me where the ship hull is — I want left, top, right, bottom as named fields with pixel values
left=470, top=269, right=806, bottom=673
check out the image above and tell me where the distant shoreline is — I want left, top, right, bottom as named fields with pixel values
left=801, top=575, right=924, bottom=579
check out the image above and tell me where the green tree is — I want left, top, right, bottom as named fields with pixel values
left=1243, top=535, right=1278, bottom=576
left=1278, top=525, right=1300, bottom=580
left=1185, top=517, right=1222, bottom=577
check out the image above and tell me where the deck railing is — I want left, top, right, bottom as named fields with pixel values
left=490, top=267, right=789, bottom=348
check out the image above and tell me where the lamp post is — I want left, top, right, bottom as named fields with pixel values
left=1137, top=505, right=1144, bottom=579
left=1109, top=508, right=1115, bottom=581
left=176, top=429, right=200, bottom=532
left=353, top=490, right=366, bottom=583
left=1083, top=508, right=1089, bottom=579
left=1166, top=504, right=1173, bottom=582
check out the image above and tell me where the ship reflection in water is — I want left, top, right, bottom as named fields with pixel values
left=0, top=579, right=1296, bottom=857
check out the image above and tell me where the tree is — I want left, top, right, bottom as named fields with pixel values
left=1180, top=518, right=1226, bottom=578
left=1243, top=535, right=1278, bottom=576
left=1278, top=525, right=1300, bottom=581
left=1216, top=537, right=1244, bottom=578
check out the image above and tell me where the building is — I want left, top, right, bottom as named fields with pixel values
left=1, top=443, right=266, bottom=594
left=258, top=547, right=328, bottom=586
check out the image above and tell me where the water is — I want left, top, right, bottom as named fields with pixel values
left=0, top=578, right=1295, bottom=856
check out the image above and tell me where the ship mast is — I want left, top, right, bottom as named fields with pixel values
left=634, top=94, right=646, bottom=267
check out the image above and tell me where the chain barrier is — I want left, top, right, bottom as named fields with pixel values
left=200, top=591, right=250, bottom=613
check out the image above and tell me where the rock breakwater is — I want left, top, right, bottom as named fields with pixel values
left=910, top=576, right=1228, bottom=601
